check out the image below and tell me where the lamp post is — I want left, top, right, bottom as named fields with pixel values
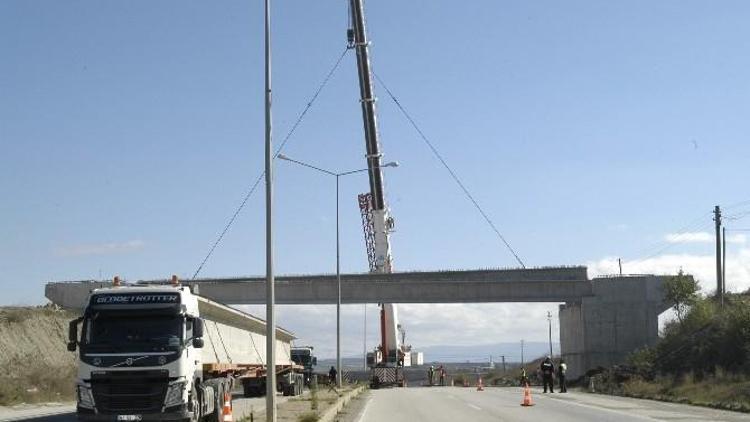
left=263, top=0, right=275, bottom=418
left=363, top=304, right=367, bottom=370
left=547, top=311, right=553, bottom=358
left=278, top=154, right=398, bottom=387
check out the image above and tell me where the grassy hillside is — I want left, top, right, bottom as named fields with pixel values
left=590, top=287, right=750, bottom=413
left=0, top=306, right=78, bottom=405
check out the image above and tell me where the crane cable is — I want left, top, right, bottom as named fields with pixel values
left=373, top=73, right=526, bottom=268
left=191, top=47, right=350, bottom=280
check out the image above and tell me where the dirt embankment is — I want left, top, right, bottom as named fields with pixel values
left=0, top=306, right=79, bottom=405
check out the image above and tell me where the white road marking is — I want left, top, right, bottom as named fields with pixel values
left=356, top=396, right=373, bottom=422
left=467, top=403, right=482, bottom=411
left=549, top=396, right=658, bottom=421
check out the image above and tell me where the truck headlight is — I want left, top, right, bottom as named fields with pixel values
left=164, top=381, right=187, bottom=407
left=77, top=385, right=95, bottom=409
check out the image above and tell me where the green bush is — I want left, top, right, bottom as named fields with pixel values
left=645, top=294, right=750, bottom=378
left=297, top=412, right=319, bottom=422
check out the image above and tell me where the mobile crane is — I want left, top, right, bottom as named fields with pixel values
left=348, top=0, right=411, bottom=387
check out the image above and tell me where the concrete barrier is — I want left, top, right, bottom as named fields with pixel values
left=318, top=385, right=365, bottom=422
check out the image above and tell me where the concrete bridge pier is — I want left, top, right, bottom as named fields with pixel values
left=559, top=275, right=671, bottom=379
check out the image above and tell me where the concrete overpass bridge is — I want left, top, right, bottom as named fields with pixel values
left=45, top=266, right=676, bottom=378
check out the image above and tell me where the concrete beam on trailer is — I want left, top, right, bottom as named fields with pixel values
left=45, top=266, right=590, bottom=308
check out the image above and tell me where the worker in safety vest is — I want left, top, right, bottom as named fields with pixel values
left=540, top=356, right=555, bottom=393
left=558, top=359, right=568, bottom=393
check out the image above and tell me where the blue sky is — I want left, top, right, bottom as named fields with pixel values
left=2, top=1, right=750, bottom=357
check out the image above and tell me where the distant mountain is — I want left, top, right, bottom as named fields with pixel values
left=327, top=341, right=560, bottom=365
left=415, top=341, right=559, bottom=363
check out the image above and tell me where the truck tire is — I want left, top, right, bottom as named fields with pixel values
left=243, top=380, right=264, bottom=398
left=186, top=389, right=200, bottom=422
left=206, top=383, right=224, bottom=422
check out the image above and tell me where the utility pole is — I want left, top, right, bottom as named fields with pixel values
left=618, top=258, right=622, bottom=276
left=547, top=311, right=553, bottom=358
left=714, top=205, right=723, bottom=307
left=501, top=355, right=506, bottom=374
left=520, top=339, right=524, bottom=367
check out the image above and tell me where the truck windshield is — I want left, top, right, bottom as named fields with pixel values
left=292, top=351, right=311, bottom=366
left=85, top=313, right=183, bottom=352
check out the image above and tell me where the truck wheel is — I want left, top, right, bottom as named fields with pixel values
left=187, top=389, right=200, bottom=422
left=207, top=384, right=224, bottom=422
left=243, top=382, right=262, bottom=398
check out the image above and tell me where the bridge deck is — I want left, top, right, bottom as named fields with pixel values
left=45, top=267, right=592, bottom=307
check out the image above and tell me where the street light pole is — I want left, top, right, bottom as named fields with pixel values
left=547, top=311, right=553, bottom=358
left=336, top=174, right=342, bottom=388
left=363, top=304, right=367, bottom=370
left=263, top=0, right=276, bottom=418
left=277, top=154, right=398, bottom=389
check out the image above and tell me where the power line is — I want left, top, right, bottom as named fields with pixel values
left=373, top=73, right=525, bottom=268
left=724, top=210, right=750, bottom=222
left=724, top=199, right=750, bottom=210
left=629, top=201, right=750, bottom=263
left=191, top=48, right=350, bottom=279
left=626, top=212, right=712, bottom=262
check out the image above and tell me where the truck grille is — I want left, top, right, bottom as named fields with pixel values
left=91, top=370, right=169, bottom=414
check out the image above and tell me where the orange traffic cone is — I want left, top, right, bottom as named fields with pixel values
left=476, top=377, right=484, bottom=391
left=520, top=384, right=534, bottom=407
left=222, top=392, right=233, bottom=421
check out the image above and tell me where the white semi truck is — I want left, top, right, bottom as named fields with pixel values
left=67, top=277, right=305, bottom=421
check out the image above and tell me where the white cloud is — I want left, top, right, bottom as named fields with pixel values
left=54, top=240, right=146, bottom=257
left=236, top=303, right=561, bottom=360
left=587, top=249, right=750, bottom=294
left=663, top=231, right=746, bottom=244
left=728, top=234, right=748, bottom=244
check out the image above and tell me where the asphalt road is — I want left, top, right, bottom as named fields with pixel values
left=0, top=392, right=289, bottom=421
left=340, top=387, right=750, bottom=422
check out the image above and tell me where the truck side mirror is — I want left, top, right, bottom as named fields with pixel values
left=192, top=338, right=204, bottom=348
left=68, top=317, right=83, bottom=352
left=193, top=318, right=204, bottom=338
left=313, top=357, right=318, bottom=366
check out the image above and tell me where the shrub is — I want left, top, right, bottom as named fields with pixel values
left=297, top=412, right=319, bottom=422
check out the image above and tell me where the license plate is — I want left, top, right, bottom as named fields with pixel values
left=117, top=416, right=142, bottom=421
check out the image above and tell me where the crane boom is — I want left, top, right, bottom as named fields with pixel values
left=350, top=0, right=386, bottom=213
left=349, top=0, right=403, bottom=366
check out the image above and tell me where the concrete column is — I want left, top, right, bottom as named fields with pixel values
left=559, top=275, right=673, bottom=379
